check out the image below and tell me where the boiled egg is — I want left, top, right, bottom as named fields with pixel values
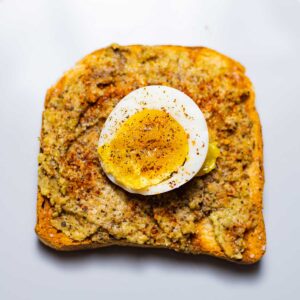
left=98, top=85, right=209, bottom=195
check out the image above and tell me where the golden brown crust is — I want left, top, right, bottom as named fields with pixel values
left=36, top=45, right=265, bottom=263
left=242, top=84, right=266, bottom=263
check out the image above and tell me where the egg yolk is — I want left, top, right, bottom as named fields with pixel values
left=98, top=109, right=189, bottom=190
left=196, top=142, right=220, bottom=176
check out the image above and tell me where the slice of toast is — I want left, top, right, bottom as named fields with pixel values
left=35, top=45, right=266, bottom=263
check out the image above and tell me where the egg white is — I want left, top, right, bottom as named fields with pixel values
left=98, top=85, right=209, bottom=195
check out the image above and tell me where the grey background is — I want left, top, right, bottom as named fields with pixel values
left=0, top=0, right=300, bottom=299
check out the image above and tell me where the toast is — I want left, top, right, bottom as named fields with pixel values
left=36, top=45, right=266, bottom=263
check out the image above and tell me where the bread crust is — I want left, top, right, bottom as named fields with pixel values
left=35, top=45, right=265, bottom=264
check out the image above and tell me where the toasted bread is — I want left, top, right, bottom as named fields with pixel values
left=36, top=45, right=266, bottom=263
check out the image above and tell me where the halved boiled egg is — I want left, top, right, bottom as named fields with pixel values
left=98, top=85, right=209, bottom=195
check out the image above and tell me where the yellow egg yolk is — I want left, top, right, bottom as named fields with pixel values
left=98, top=109, right=189, bottom=190
left=196, top=142, right=220, bottom=176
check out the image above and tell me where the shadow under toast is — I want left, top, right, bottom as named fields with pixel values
left=36, top=239, right=263, bottom=277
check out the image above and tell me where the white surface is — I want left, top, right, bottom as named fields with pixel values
left=0, top=0, right=299, bottom=299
